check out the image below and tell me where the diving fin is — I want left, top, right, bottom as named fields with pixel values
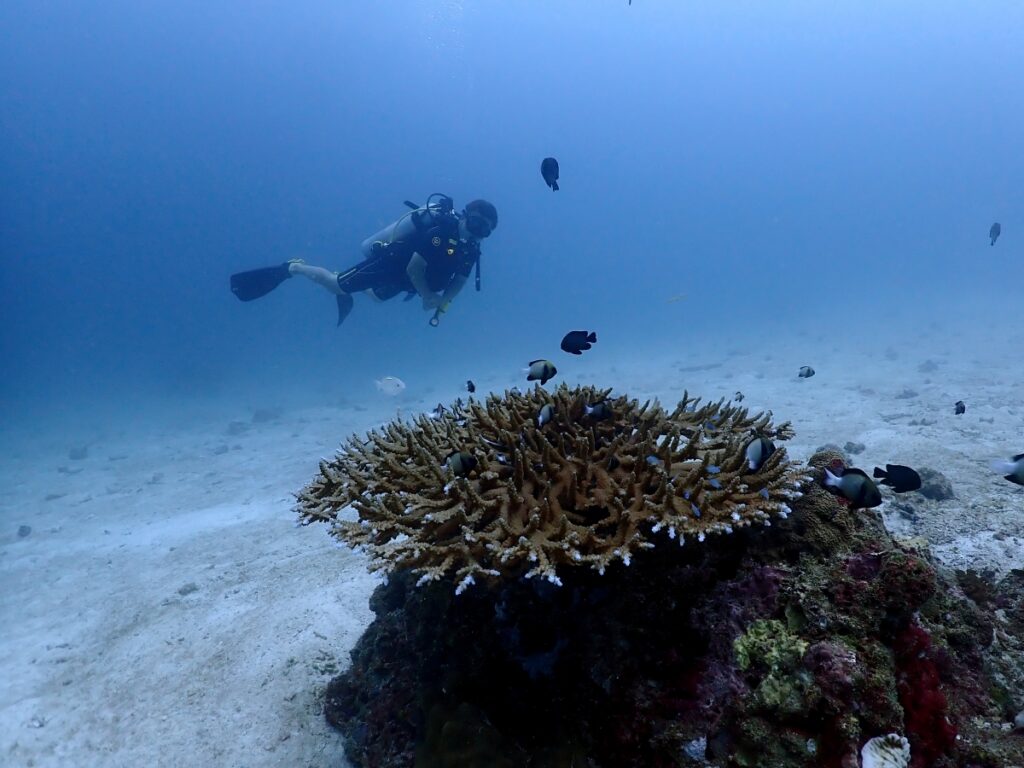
left=336, top=292, right=354, bottom=326
left=230, top=263, right=292, bottom=302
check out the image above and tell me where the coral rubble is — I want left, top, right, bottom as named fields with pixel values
left=299, top=388, right=1024, bottom=768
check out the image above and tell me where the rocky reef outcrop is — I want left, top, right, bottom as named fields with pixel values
left=297, top=388, right=1024, bottom=767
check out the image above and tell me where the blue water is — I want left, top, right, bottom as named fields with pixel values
left=2, top=0, right=1022, bottom=429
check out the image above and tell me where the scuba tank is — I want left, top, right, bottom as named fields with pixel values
left=360, top=193, right=456, bottom=258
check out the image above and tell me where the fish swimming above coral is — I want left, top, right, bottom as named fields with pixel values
left=954, top=400, right=966, bottom=415
left=744, top=436, right=776, bottom=471
left=540, top=157, right=559, bottom=191
left=873, top=464, right=922, bottom=493
left=537, top=403, right=554, bottom=427
left=798, top=366, right=815, bottom=378
left=560, top=330, right=596, bottom=355
left=823, top=465, right=883, bottom=508
left=991, top=453, right=1024, bottom=486
left=584, top=400, right=613, bottom=421
left=526, top=359, right=557, bottom=385
left=445, top=451, right=477, bottom=477
left=375, top=376, right=406, bottom=396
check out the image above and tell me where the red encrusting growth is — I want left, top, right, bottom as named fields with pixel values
left=893, top=622, right=957, bottom=768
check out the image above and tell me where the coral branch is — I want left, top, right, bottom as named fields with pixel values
left=296, top=385, right=806, bottom=589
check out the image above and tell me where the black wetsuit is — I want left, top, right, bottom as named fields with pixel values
left=337, top=215, right=480, bottom=300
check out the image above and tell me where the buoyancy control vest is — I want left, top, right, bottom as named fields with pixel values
left=359, top=193, right=480, bottom=291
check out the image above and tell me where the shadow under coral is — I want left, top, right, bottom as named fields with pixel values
left=320, top=453, right=1022, bottom=768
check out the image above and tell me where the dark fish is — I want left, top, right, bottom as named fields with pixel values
left=798, top=366, right=815, bottom=378
left=954, top=400, right=966, bottom=415
left=873, top=464, right=922, bottom=493
left=481, top=436, right=509, bottom=451
left=537, top=403, right=555, bottom=427
left=991, top=453, right=1024, bottom=486
left=745, top=437, right=776, bottom=472
left=466, top=380, right=476, bottom=393
left=734, top=391, right=745, bottom=402
left=560, top=330, right=597, bottom=355
left=446, top=451, right=477, bottom=476
left=584, top=401, right=613, bottom=421
left=526, top=359, right=557, bottom=385
left=540, top=157, right=560, bottom=191
left=990, top=222, right=1001, bottom=246
left=823, top=466, right=882, bottom=508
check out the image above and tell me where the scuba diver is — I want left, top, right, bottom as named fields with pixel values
left=229, top=194, right=498, bottom=327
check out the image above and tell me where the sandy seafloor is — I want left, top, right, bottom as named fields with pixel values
left=2, top=325, right=1023, bottom=768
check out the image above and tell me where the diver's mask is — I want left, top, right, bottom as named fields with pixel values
left=466, top=215, right=493, bottom=239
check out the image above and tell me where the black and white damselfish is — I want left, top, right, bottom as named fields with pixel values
left=823, top=466, right=883, bottom=508
left=991, top=453, right=1024, bottom=486
left=526, top=359, right=558, bottom=385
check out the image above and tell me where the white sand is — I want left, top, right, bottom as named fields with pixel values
left=2, top=330, right=1022, bottom=767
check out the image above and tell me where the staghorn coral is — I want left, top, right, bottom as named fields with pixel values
left=297, top=384, right=806, bottom=590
